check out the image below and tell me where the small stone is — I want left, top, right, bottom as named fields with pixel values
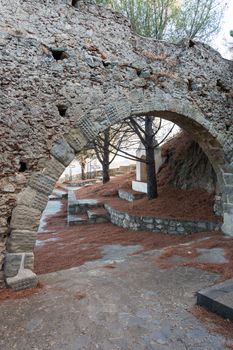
left=2, top=184, right=15, bottom=193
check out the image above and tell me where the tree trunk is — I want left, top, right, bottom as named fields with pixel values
left=81, top=162, right=85, bottom=180
left=102, top=128, right=110, bottom=184
left=103, top=161, right=110, bottom=183
left=145, top=116, right=158, bottom=199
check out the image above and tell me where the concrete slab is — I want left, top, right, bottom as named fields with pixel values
left=197, top=278, right=233, bottom=320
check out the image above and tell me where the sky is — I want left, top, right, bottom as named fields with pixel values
left=214, top=0, right=233, bottom=59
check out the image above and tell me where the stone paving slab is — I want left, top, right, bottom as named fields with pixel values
left=196, top=248, right=227, bottom=263
left=0, top=246, right=230, bottom=350
left=197, top=278, right=233, bottom=321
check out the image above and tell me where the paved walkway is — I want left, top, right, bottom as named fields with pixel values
left=0, top=246, right=230, bottom=350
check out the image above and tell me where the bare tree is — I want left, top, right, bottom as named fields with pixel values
left=100, top=117, right=175, bottom=199
left=92, top=124, right=133, bottom=183
left=77, top=149, right=95, bottom=180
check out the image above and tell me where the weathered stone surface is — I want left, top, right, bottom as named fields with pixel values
left=2, top=184, right=15, bottom=193
left=66, top=129, right=88, bottom=152
left=41, top=157, right=66, bottom=181
left=6, top=270, right=38, bottom=291
left=10, top=206, right=41, bottom=230
left=4, top=252, right=34, bottom=278
left=17, top=187, right=48, bottom=211
left=51, top=139, right=75, bottom=166
left=7, top=230, right=37, bottom=253
left=29, top=174, right=56, bottom=196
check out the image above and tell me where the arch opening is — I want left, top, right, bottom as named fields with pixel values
left=4, top=97, right=233, bottom=289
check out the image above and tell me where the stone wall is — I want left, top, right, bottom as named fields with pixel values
left=105, top=204, right=221, bottom=234
left=0, top=0, right=232, bottom=287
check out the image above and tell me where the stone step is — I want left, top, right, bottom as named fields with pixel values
left=197, top=278, right=233, bottom=321
left=49, top=189, right=68, bottom=200
left=74, top=199, right=104, bottom=214
left=68, top=213, right=89, bottom=226
left=87, top=208, right=110, bottom=223
left=68, top=190, right=104, bottom=215
left=118, top=189, right=145, bottom=202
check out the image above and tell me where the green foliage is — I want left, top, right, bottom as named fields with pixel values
left=230, top=30, right=233, bottom=37
left=96, top=0, right=225, bottom=43
left=173, top=0, right=225, bottom=42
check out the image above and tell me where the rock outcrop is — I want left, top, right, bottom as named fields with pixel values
left=160, top=132, right=217, bottom=193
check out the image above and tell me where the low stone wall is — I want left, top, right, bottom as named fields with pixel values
left=105, top=204, right=221, bottom=234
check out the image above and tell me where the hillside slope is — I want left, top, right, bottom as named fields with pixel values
left=159, top=132, right=216, bottom=193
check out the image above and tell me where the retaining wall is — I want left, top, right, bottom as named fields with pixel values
left=105, top=204, right=221, bottom=234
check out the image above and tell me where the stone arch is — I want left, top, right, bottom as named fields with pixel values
left=1, top=0, right=232, bottom=289
left=4, top=94, right=233, bottom=286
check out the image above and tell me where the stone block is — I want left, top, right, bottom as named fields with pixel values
left=66, top=130, right=87, bottom=153
left=223, top=173, right=233, bottom=186
left=225, top=185, right=233, bottom=195
left=17, top=187, right=48, bottom=211
left=7, top=230, right=37, bottom=253
left=197, top=222, right=208, bottom=230
left=226, top=193, right=233, bottom=203
left=0, top=271, right=5, bottom=289
left=222, top=212, right=233, bottom=236
left=29, top=173, right=56, bottom=196
left=143, top=217, right=153, bottom=224
left=177, top=226, right=185, bottom=233
left=10, top=205, right=41, bottom=230
left=4, top=252, right=34, bottom=277
left=115, top=99, right=131, bottom=118
left=6, top=269, right=38, bottom=291
left=146, top=224, right=154, bottom=230
left=78, top=116, right=98, bottom=140
left=41, top=157, right=66, bottom=181
left=51, top=138, right=75, bottom=166
left=223, top=203, right=233, bottom=212
left=104, top=104, right=119, bottom=124
left=197, top=278, right=233, bottom=321
left=131, top=78, right=147, bottom=88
